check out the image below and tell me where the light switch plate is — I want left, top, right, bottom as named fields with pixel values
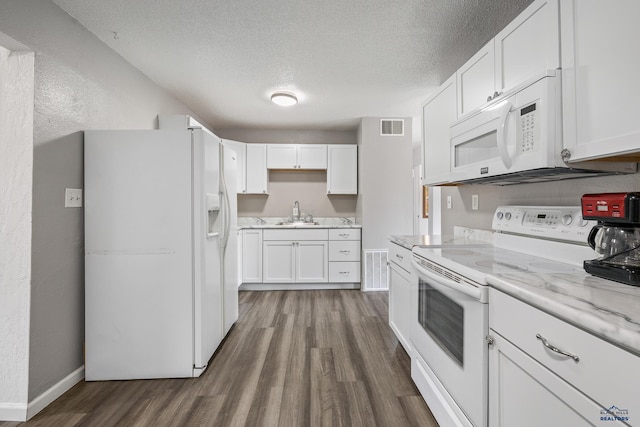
left=472, top=194, right=479, bottom=210
left=65, top=188, right=83, bottom=208
left=446, top=196, right=452, bottom=209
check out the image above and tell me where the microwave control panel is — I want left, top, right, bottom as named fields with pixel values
left=518, top=102, right=539, bottom=153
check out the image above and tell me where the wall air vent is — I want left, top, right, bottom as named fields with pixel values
left=380, top=119, right=404, bottom=136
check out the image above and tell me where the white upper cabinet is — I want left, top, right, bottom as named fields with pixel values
left=457, top=40, right=496, bottom=117
left=221, top=139, right=246, bottom=194
left=560, top=0, right=640, bottom=162
left=245, top=144, right=268, bottom=194
left=327, top=145, right=357, bottom=195
left=297, top=145, right=328, bottom=169
left=495, top=0, right=560, bottom=95
left=422, top=73, right=457, bottom=186
left=457, top=0, right=560, bottom=118
left=267, top=144, right=327, bottom=169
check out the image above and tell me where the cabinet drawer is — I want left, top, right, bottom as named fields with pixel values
left=329, top=262, right=361, bottom=283
left=490, top=289, right=640, bottom=411
left=263, top=228, right=329, bottom=241
left=328, top=228, right=361, bottom=241
left=389, top=243, right=412, bottom=275
left=329, top=241, right=360, bottom=261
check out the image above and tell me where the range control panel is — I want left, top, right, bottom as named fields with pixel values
left=493, top=206, right=595, bottom=243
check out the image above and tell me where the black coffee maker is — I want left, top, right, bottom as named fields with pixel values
left=582, top=193, right=640, bottom=286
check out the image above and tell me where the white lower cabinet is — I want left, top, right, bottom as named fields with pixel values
left=328, top=228, right=361, bottom=283
left=263, top=240, right=328, bottom=283
left=489, top=289, right=638, bottom=427
left=262, top=229, right=329, bottom=284
left=263, top=240, right=296, bottom=283
left=295, top=241, right=329, bottom=282
left=388, top=242, right=414, bottom=355
left=241, top=229, right=262, bottom=283
left=245, top=227, right=361, bottom=286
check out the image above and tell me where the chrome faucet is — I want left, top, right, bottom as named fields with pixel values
left=293, top=201, right=301, bottom=222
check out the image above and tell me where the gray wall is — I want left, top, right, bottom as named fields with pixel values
left=438, top=172, right=640, bottom=235
left=357, top=118, right=414, bottom=249
left=216, top=128, right=358, bottom=218
left=0, top=0, right=201, bottom=402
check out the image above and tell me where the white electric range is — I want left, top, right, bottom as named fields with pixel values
left=410, top=206, right=596, bottom=427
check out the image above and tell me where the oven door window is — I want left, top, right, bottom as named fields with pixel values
left=419, top=279, right=464, bottom=366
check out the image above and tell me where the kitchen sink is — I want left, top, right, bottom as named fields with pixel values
left=275, top=221, right=320, bottom=227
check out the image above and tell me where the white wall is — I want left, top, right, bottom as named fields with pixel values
left=0, top=45, right=34, bottom=418
left=357, top=118, right=413, bottom=250
left=0, top=0, right=201, bottom=418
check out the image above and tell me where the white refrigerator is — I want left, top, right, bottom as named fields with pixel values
left=84, top=128, right=237, bottom=380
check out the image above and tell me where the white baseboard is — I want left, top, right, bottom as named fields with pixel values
left=27, top=366, right=85, bottom=420
left=0, top=402, right=28, bottom=422
left=0, top=366, right=85, bottom=422
left=239, top=283, right=360, bottom=291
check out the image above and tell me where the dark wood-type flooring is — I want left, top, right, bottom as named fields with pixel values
left=1, top=290, right=438, bottom=427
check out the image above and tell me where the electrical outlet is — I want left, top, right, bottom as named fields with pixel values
left=472, top=194, right=479, bottom=210
left=447, top=195, right=452, bottom=209
left=65, top=188, right=83, bottom=208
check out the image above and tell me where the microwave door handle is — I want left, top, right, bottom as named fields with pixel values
left=496, top=101, right=514, bottom=169
left=411, top=258, right=483, bottom=301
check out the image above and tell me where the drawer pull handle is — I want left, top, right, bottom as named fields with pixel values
left=339, top=233, right=349, bottom=238
left=340, top=250, right=351, bottom=254
left=340, top=271, right=349, bottom=274
left=536, top=334, right=580, bottom=362
left=396, top=254, right=404, bottom=260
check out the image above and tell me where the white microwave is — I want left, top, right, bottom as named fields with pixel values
left=449, top=70, right=635, bottom=184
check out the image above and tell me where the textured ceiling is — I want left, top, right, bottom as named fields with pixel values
left=52, top=0, right=533, bottom=131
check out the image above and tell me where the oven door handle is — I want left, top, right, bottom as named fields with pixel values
left=411, top=258, right=483, bottom=302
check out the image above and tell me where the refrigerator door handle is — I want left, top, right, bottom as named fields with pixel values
left=220, top=144, right=231, bottom=255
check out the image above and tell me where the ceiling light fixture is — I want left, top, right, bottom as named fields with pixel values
left=271, top=92, right=298, bottom=107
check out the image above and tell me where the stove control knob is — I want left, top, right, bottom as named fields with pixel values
left=577, top=217, right=589, bottom=227
left=504, top=212, right=512, bottom=220
left=562, top=215, right=573, bottom=226
left=496, top=211, right=504, bottom=220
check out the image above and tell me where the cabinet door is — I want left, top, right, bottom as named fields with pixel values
left=495, top=0, right=560, bottom=94
left=222, top=140, right=246, bottom=194
left=423, top=74, right=457, bottom=185
left=267, top=144, right=297, bottom=169
left=241, top=230, right=262, bottom=283
left=457, top=39, right=495, bottom=117
left=327, top=145, right=357, bottom=194
left=489, top=331, right=605, bottom=427
left=389, top=265, right=413, bottom=355
left=296, top=241, right=328, bottom=283
left=298, top=145, right=327, bottom=169
left=263, top=241, right=295, bottom=283
left=246, top=144, right=268, bottom=194
left=561, top=0, right=640, bottom=161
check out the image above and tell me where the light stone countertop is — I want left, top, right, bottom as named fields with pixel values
left=388, top=227, right=494, bottom=251
left=487, top=271, right=640, bottom=356
left=238, top=217, right=361, bottom=229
